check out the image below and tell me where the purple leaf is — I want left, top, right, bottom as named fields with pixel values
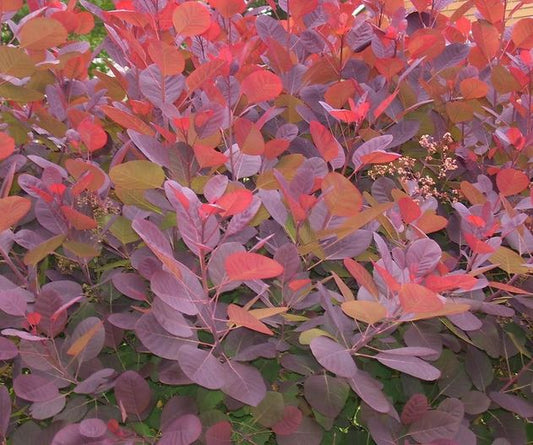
left=447, top=312, right=482, bottom=331
left=461, top=391, right=491, bottom=415
left=160, top=396, right=197, bottom=431
left=14, top=374, right=60, bottom=402
left=112, top=272, right=147, bottom=301
left=309, top=337, right=357, bottom=378
left=205, top=421, right=232, bottom=445
left=0, top=337, right=18, bottom=360
left=159, top=361, right=193, bottom=385
left=465, top=345, right=493, bottom=391
left=50, top=424, right=84, bottom=445
left=2, top=329, right=45, bottom=341
left=304, top=375, right=349, bottom=418
left=378, top=347, right=439, bottom=357
left=114, top=370, right=152, bottom=417
left=386, top=120, right=420, bottom=148
left=276, top=416, right=323, bottom=445
left=348, top=370, right=390, bottom=413
left=152, top=297, right=194, bottom=337
left=177, top=345, right=226, bottom=390
left=224, top=145, right=261, bottom=180
left=221, top=361, right=267, bottom=407
left=66, top=317, right=105, bottom=363
left=34, top=288, right=67, bottom=337
left=374, top=353, right=441, bottom=381
left=406, top=238, right=442, bottom=278
left=0, top=288, right=28, bottom=316
left=408, top=410, right=461, bottom=443
left=139, top=64, right=184, bottom=107
left=136, top=313, right=187, bottom=360
left=0, top=386, right=11, bottom=438
left=489, top=391, right=533, bottom=418
left=30, top=395, right=66, bottom=420
left=272, top=405, right=302, bottom=436
left=208, top=243, right=245, bottom=293
left=150, top=270, right=199, bottom=315
left=352, top=135, right=393, bottom=170
left=74, top=369, right=117, bottom=395
left=107, top=312, right=140, bottom=330
left=128, top=130, right=170, bottom=167
left=79, top=418, right=107, bottom=438
left=159, top=415, right=202, bottom=445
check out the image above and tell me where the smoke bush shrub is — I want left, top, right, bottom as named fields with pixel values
left=0, top=0, right=532, bottom=443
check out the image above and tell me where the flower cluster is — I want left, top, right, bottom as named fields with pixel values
left=368, top=133, right=459, bottom=202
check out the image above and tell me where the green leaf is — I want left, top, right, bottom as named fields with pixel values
left=110, top=161, right=165, bottom=190
left=0, top=83, right=44, bottom=102
left=0, top=46, right=35, bottom=77
left=23, top=234, right=66, bottom=266
left=251, top=391, right=284, bottom=427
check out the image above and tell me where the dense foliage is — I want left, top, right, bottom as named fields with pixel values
left=0, top=0, right=532, bottom=443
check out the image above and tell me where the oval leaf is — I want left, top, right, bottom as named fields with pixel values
left=225, top=252, right=284, bottom=281
left=173, top=1, right=211, bottom=37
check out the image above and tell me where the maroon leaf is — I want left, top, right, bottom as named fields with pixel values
left=65, top=317, right=105, bottom=363
left=14, top=374, right=60, bottom=402
left=205, top=421, right=232, bottom=445
left=0, top=386, right=11, bottom=438
left=347, top=370, right=390, bottom=413
left=136, top=313, right=186, bottom=360
left=150, top=270, right=199, bottom=315
left=276, top=416, right=323, bottom=445
left=152, top=297, right=194, bottom=338
left=272, top=405, right=303, bottom=435
left=30, top=396, right=66, bottom=420
left=408, top=410, right=461, bottom=443
left=0, top=288, right=27, bottom=316
left=112, top=272, right=147, bottom=301
left=114, top=370, right=152, bottom=417
left=309, top=337, right=357, bottom=378
left=401, top=394, right=429, bottom=424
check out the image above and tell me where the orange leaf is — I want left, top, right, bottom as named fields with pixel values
left=496, top=168, right=529, bottom=196
left=407, top=303, right=470, bottom=321
left=186, top=58, right=226, bottom=92
left=75, top=11, right=95, bottom=34
left=66, top=321, right=104, bottom=358
left=0, top=0, right=22, bottom=12
left=234, top=118, right=265, bottom=155
left=471, top=21, right=500, bottom=61
left=100, top=105, right=154, bottom=135
left=512, top=18, right=533, bottom=49
left=398, top=196, right=421, bottom=224
left=324, top=80, right=357, bottom=108
left=373, top=90, right=399, bottom=119
left=341, top=300, right=387, bottom=324
left=264, top=138, right=290, bottom=160
left=321, top=172, right=362, bottom=217
left=192, top=144, right=228, bottom=168
left=0, top=131, right=15, bottom=161
left=460, top=78, right=489, bottom=99
left=228, top=304, right=274, bottom=335
left=360, top=151, right=401, bottom=165
left=488, top=281, right=531, bottom=295
left=78, top=118, right=107, bottom=152
left=415, top=211, right=448, bottom=234
left=0, top=196, right=31, bottom=232
left=65, top=159, right=106, bottom=192
left=248, top=307, right=288, bottom=319
left=310, top=121, right=339, bottom=162
left=225, top=252, right=284, bottom=281
left=208, top=0, right=246, bottom=17
left=173, top=1, right=211, bottom=37
left=215, top=189, right=253, bottom=217
left=424, top=274, right=478, bottom=293
left=343, top=258, right=379, bottom=298
left=147, top=40, right=185, bottom=76
left=18, top=17, right=67, bottom=50
left=398, top=283, right=444, bottom=314
left=61, top=206, right=98, bottom=230
left=241, top=70, right=283, bottom=104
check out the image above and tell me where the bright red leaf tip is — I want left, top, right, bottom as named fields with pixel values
left=225, top=252, right=284, bottom=281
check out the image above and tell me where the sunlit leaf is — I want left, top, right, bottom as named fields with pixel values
left=398, top=283, right=444, bottom=314
left=511, top=18, right=533, bottom=49
left=110, top=161, right=165, bottom=190
left=0, top=46, right=35, bottom=77
left=310, top=121, right=340, bottom=163
left=496, top=168, right=529, bottom=196
left=241, top=70, right=283, bottom=104
left=225, top=252, right=284, bottom=281
left=489, top=246, right=530, bottom=275
left=460, top=78, right=489, bottom=99
left=341, top=300, right=387, bottom=324
left=228, top=304, right=274, bottom=336
left=173, top=1, right=211, bottom=37
left=23, top=234, right=66, bottom=267
left=18, top=18, right=67, bottom=50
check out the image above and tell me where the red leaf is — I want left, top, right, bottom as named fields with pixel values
left=401, top=394, right=429, bottom=425
left=205, top=421, right=232, bottom=445
left=373, top=90, right=398, bottom=119
left=208, top=0, right=246, bottom=17
left=0, top=131, right=15, bottom=161
left=215, top=189, right=253, bottom=217
left=147, top=40, right=185, bottom=76
left=496, top=168, right=529, bottom=196
left=460, top=78, right=489, bottom=99
left=61, top=206, right=98, bottom=230
left=343, top=259, right=379, bottom=298
left=0, top=196, right=31, bottom=232
left=234, top=118, right=265, bottom=155
left=272, top=406, right=303, bottom=435
left=264, top=138, right=290, bottom=160
left=463, top=232, right=495, bottom=254
left=398, top=197, right=421, bottom=224
left=241, top=70, right=283, bottom=104
left=173, top=1, right=211, bottom=37
left=512, top=18, right=533, bottom=49
left=398, top=283, right=444, bottom=314
left=227, top=304, right=274, bottom=336
left=424, top=274, right=478, bottom=293
left=415, top=211, right=448, bottom=234
left=225, top=252, right=284, bottom=281
left=360, top=151, right=401, bottom=165
left=78, top=118, right=107, bottom=152
left=310, top=121, right=340, bottom=163
left=100, top=105, right=154, bottom=135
